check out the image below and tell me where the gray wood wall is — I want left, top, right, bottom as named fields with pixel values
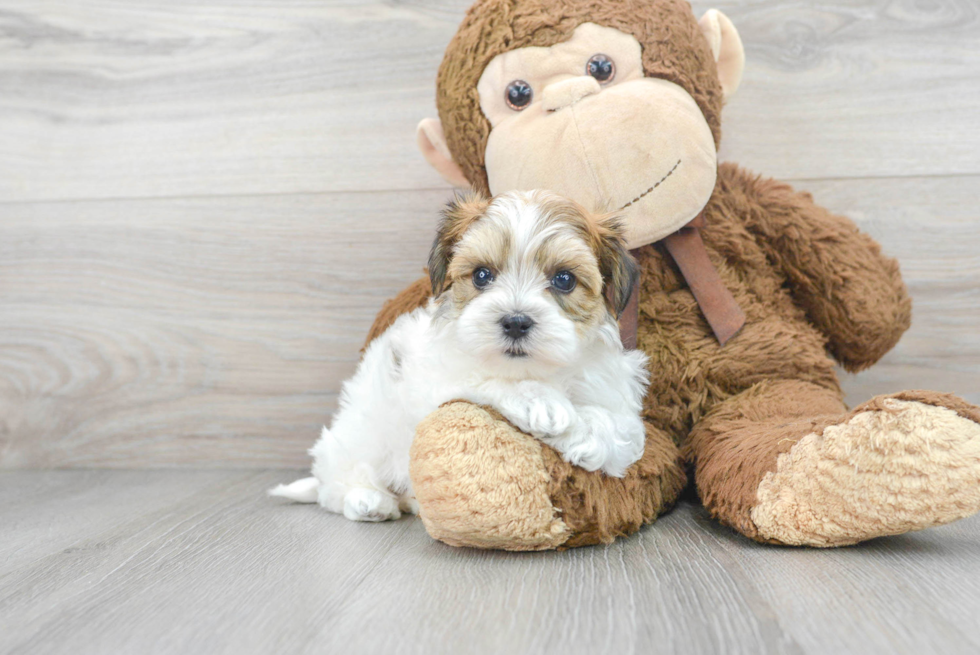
left=1, top=0, right=978, bottom=468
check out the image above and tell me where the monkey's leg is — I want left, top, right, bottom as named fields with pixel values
left=409, top=402, right=686, bottom=550
left=689, top=380, right=980, bottom=546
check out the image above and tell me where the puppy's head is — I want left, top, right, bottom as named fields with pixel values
left=429, top=190, right=638, bottom=371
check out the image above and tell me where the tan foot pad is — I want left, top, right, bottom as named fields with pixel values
left=751, top=399, right=980, bottom=547
left=410, top=402, right=569, bottom=551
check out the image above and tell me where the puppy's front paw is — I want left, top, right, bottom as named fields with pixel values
left=343, top=488, right=401, bottom=522
left=499, top=383, right=575, bottom=437
left=554, top=437, right=608, bottom=474
left=526, top=397, right=574, bottom=436
left=546, top=409, right=645, bottom=478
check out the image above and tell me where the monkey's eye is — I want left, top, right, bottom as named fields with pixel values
left=586, top=54, right=615, bottom=84
left=505, top=80, right=533, bottom=110
left=473, top=267, right=495, bottom=289
left=551, top=270, right=577, bottom=293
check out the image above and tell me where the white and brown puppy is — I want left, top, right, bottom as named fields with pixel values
left=270, top=190, right=648, bottom=521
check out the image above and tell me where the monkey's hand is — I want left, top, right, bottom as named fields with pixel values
left=726, top=163, right=911, bottom=371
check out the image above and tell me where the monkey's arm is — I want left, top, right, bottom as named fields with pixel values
left=363, top=276, right=432, bottom=350
left=723, top=163, right=911, bottom=372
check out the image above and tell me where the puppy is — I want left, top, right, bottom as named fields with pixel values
left=270, top=190, right=648, bottom=521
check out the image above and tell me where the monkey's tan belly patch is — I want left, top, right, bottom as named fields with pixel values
left=751, top=399, right=980, bottom=547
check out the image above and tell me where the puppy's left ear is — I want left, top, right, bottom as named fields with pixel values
left=428, top=193, right=490, bottom=295
left=595, top=215, right=640, bottom=318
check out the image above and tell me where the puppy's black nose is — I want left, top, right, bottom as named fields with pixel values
left=500, top=314, right=535, bottom=340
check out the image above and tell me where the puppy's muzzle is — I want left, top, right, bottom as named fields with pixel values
left=500, top=314, right=535, bottom=341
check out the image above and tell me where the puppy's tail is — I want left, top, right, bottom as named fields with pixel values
left=268, top=476, right=319, bottom=503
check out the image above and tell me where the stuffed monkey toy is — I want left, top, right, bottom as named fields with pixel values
left=365, top=0, right=980, bottom=550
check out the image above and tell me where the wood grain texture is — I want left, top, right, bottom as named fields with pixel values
left=0, top=0, right=978, bottom=467
left=0, top=0, right=978, bottom=203
left=710, top=0, right=980, bottom=181
left=0, top=191, right=442, bottom=468
left=2, top=176, right=977, bottom=467
left=814, top=175, right=980, bottom=408
left=1, top=470, right=978, bottom=655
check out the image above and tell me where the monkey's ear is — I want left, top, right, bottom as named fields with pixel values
left=428, top=193, right=489, bottom=295
left=595, top=215, right=640, bottom=318
left=698, top=9, right=745, bottom=100
left=417, top=118, right=471, bottom=189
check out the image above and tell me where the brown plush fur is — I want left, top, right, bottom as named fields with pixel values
left=437, top=0, right=723, bottom=195
left=362, top=0, right=980, bottom=548
left=545, top=421, right=687, bottom=547
left=366, top=163, right=918, bottom=546
left=692, top=387, right=980, bottom=545
left=410, top=402, right=686, bottom=550
left=411, top=402, right=572, bottom=551
left=855, top=389, right=980, bottom=425
left=686, top=379, right=847, bottom=541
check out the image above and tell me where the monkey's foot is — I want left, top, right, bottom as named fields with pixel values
left=410, top=402, right=569, bottom=551
left=750, top=394, right=980, bottom=547
left=409, top=401, right=686, bottom=550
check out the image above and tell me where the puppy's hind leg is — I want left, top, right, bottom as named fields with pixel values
left=270, top=473, right=402, bottom=522
left=343, top=488, right=402, bottom=522
left=310, top=427, right=405, bottom=522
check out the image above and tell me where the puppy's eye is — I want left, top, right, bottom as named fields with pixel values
left=472, top=267, right=495, bottom=289
left=586, top=54, right=615, bottom=84
left=505, top=80, right=533, bottom=110
left=551, top=270, right=577, bottom=293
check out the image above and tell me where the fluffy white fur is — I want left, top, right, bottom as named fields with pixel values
left=270, top=191, right=649, bottom=521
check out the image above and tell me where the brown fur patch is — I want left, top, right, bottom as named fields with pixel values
left=594, top=216, right=639, bottom=317
left=532, top=195, right=639, bottom=318
left=428, top=193, right=491, bottom=295
left=532, top=228, right=605, bottom=330
left=443, top=215, right=512, bottom=313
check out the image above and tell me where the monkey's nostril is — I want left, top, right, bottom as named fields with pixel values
left=500, top=314, right=535, bottom=340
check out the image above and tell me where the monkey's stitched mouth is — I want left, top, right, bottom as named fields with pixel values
left=618, top=158, right=682, bottom=211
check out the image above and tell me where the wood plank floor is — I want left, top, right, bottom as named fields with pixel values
left=0, top=470, right=978, bottom=655
left=1, top=2, right=979, bottom=653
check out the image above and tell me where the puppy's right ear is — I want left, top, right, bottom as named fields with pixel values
left=428, top=193, right=489, bottom=295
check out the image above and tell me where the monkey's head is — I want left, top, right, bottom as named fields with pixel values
left=417, top=0, right=744, bottom=249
